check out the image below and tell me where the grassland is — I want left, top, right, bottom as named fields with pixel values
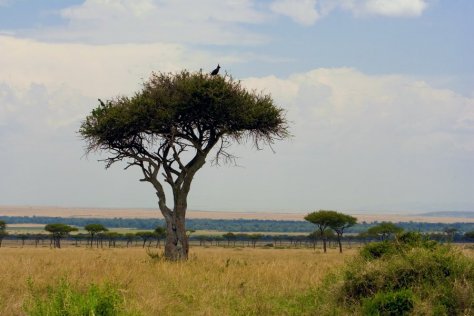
left=0, top=246, right=355, bottom=315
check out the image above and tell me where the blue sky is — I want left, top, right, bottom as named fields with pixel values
left=0, top=0, right=473, bottom=214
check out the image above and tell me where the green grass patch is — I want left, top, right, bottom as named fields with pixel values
left=24, top=278, right=136, bottom=316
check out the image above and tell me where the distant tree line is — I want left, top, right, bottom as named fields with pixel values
left=1, top=220, right=474, bottom=251
left=1, top=215, right=473, bottom=234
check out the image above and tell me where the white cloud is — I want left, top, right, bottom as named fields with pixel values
left=244, top=68, right=473, bottom=153
left=270, top=0, right=430, bottom=25
left=355, top=0, right=429, bottom=17
left=270, top=0, right=320, bottom=25
left=0, top=35, right=203, bottom=97
left=23, top=0, right=268, bottom=45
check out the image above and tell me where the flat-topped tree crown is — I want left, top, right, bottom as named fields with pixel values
left=79, top=69, right=288, bottom=260
left=80, top=70, right=287, bottom=158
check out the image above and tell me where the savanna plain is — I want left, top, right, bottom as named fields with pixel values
left=1, top=246, right=356, bottom=315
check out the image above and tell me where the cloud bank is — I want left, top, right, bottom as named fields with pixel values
left=0, top=34, right=471, bottom=210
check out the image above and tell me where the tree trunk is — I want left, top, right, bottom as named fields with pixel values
left=163, top=209, right=189, bottom=261
left=337, top=235, right=343, bottom=253
left=322, top=237, right=327, bottom=253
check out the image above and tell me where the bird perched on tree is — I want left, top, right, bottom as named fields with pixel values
left=210, top=64, right=220, bottom=76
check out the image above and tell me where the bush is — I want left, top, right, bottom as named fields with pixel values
left=360, top=241, right=396, bottom=260
left=24, top=278, right=129, bottom=316
left=323, top=233, right=474, bottom=315
left=362, top=289, right=415, bottom=316
left=360, top=232, right=438, bottom=260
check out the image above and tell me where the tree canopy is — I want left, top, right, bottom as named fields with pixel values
left=305, top=210, right=357, bottom=253
left=45, top=223, right=78, bottom=248
left=79, top=70, right=288, bottom=260
left=367, top=222, right=403, bottom=241
left=85, top=223, right=109, bottom=247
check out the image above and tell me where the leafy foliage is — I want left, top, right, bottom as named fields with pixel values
left=362, top=289, right=415, bottom=316
left=322, top=232, right=474, bottom=315
left=80, top=70, right=288, bottom=159
left=367, top=222, right=403, bottom=240
left=84, top=224, right=108, bottom=234
left=305, top=210, right=357, bottom=252
left=24, top=278, right=129, bottom=316
left=45, top=224, right=78, bottom=248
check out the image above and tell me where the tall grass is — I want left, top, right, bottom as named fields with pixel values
left=0, top=247, right=353, bottom=315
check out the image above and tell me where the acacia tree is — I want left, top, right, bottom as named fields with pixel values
left=45, top=223, right=78, bottom=248
left=124, top=233, right=136, bottom=248
left=0, top=220, right=7, bottom=248
left=328, top=212, right=357, bottom=253
left=367, top=222, right=403, bottom=241
left=305, top=210, right=337, bottom=253
left=84, top=223, right=108, bottom=247
left=154, top=226, right=166, bottom=248
left=105, top=232, right=121, bottom=248
left=444, top=227, right=457, bottom=243
left=80, top=70, right=288, bottom=260
left=223, top=232, right=237, bottom=246
left=248, top=234, right=263, bottom=248
left=136, top=231, right=156, bottom=248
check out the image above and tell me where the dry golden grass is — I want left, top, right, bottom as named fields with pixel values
left=0, top=246, right=355, bottom=315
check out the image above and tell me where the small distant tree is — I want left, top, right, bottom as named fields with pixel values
left=0, top=220, right=7, bottom=248
left=308, top=231, right=319, bottom=250
left=32, top=234, right=45, bottom=247
left=196, top=235, right=207, bottom=246
left=367, top=222, right=403, bottom=241
left=305, top=210, right=338, bottom=253
left=84, top=224, right=108, bottom=248
left=124, top=233, right=136, bottom=248
left=154, top=226, right=166, bottom=248
left=248, top=234, right=263, bottom=248
left=18, top=234, right=29, bottom=247
left=444, top=227, right=458, bottom=243
left=136, top=231, right=155, bottom=248
left=70, top=234, right=86, bottom=247
left=223, top=232, right=237, bottom=246
left=105, top=232, right=121, bottom=248
left=272, top=235, right=282, bottom=247
left=329, top=213, right=357, bottom=253
left=45, top=223, right=78, bottom=248
left=464, top=231, right=474, bottom=241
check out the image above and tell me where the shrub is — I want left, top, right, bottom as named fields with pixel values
left=362, top=289, right=415, bottom=316
left=24, top=278, right=129, bottom=316
left=360, top=241, right=396, bottom=260
left=324, top=233, right=474, bottom=314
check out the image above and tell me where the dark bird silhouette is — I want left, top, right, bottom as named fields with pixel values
left=210, top=64, right=221, bottom=76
